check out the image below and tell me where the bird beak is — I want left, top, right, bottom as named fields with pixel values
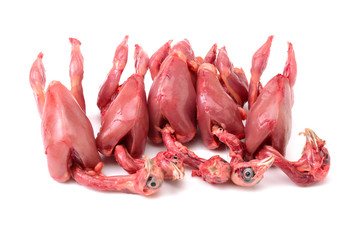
left=257, top=156, right=275, bottom=168
left=144, top=156, right=155, bottom=176
left=300, top=128, right=325, bottom=154
left=169, top=161, right=185, bottom=180
left=305, top=128, right=318, bottom=148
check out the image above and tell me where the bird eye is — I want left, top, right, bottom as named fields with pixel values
left=171, top=155, right=178, bottom=163
left=241, top=167, right=255, bottom=183
left=320, top=149, right=330, bottom=167
left=146, top=176, right=161, bottom=189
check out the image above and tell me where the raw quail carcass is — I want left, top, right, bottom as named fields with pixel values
left=245, top=37, right=297, bottom=157
left=96, top=37, right=185, bottom=181
left=29, top=39, right=164, bottom=195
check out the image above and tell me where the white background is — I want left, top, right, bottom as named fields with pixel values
left=1, top=0, right=357, bottom=239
